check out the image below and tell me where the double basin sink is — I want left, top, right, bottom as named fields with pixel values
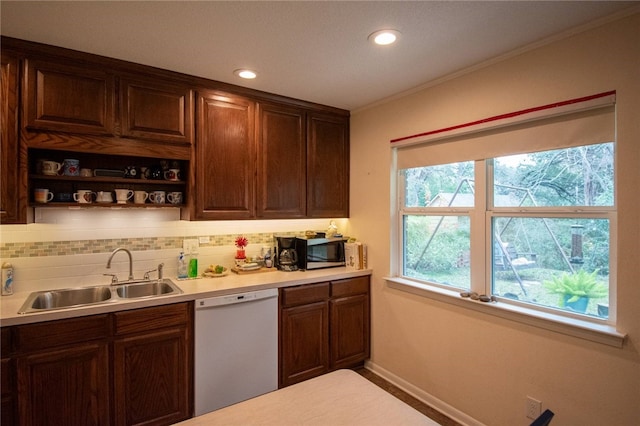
left=18, top=279, right=182, bottom=314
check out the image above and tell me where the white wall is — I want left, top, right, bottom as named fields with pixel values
left=350, top=12, right=640, bottom=426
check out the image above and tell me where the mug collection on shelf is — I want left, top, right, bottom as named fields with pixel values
left=36, top=158, right=183, bottom=182
left=34, top=188, right=183, bottom=205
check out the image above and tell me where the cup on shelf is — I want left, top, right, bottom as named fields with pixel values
left=95, top=191, right=113, bottom=203
left=167, top=191, right=182, bottom=205
left=149, top=190, right=166, bottom=204
left=164, top=168, right=181, bottom=181
left=74, top=190, right=96, bottom=204
left=79, top=168, right=93, bottom=177
left=63, top=159, right=80, bottom=176
left=34, top=188, right=54, bottom=203
left=114, top=188, right=134, bottom=204
left=134, top=190, right=148, bottom=204
left=41, top=161, right=62, bottom=176
left=55, top=192, right=74, bottom=203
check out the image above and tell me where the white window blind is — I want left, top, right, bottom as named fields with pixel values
left=395, top=94, right=615, bottom=169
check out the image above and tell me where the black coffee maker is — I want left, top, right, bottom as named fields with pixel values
left=275, top=236, right=298, bottom=272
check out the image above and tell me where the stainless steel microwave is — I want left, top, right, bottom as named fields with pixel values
left=295, top=237, right=346, bottom=270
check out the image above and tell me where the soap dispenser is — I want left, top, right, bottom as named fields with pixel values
left=177, top=251, right=188, bottom=279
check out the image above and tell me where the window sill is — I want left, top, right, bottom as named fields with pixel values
left=384, top=276, right=626, bottom=348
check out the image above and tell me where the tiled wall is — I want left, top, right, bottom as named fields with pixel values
left=0, top=208, right=348, bottom=293
left=0, top=233, right=296, bottom=258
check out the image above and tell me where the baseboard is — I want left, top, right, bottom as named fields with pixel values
left=364, top=360, right=484, bottom=426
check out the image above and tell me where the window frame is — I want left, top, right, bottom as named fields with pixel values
left=387, top=93, right=625, bottom=348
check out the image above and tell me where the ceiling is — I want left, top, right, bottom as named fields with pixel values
left=1, top=1, right=636, bottom=111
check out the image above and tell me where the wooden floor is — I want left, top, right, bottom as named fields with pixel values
left=356, top=368, right=462, bottom=426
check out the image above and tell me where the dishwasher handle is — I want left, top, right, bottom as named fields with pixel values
left=196, top=288, right=278, bottom=309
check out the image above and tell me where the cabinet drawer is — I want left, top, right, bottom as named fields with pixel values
left=14, top=314, right=109, bottom=353
left=281, top=283, right=330, bottom=307
left=331, top=276, right=369, bottom=298
left=114, top=302, right=190, bottom=336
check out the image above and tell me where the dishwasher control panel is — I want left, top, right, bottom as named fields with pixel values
left=196, top=288, right=278, bottom=308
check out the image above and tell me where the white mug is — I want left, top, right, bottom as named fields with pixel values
left=74, top=190, right=95, bottom=204
left=133, top=190, right=148, bottom=204
left=114, top=188, right=134, bottom=204
left=42, top=160, right=62, bottom=176
left=167, top=191, right=182, bottom=205
left=34, top=188, right=54, bottom=203
left=149, top=190, right=165, bottom=204
left=95, top=191, right=113, bottom=203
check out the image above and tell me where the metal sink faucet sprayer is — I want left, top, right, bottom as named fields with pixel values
left=106, top=248, right=134, bottom=282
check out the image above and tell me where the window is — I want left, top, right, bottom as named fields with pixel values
left=393, top=93, right=616, bottom=327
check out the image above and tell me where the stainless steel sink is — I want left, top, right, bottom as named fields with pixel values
left=114, top=279, right=182, bottom=299
left=19, top=286, right=114, bottom=314
left=18, top=279, right=183, bottom=314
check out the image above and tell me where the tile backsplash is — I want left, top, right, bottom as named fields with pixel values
left=0, top=233, right=292, bottom=259
left=0, top=209, right=348, bottom=293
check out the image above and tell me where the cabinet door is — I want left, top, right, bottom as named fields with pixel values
left=257, top=103, right=306, bottom=218
left=307, top=113, right=349, bottom=217
left=1, top=328, right=14, bottom=426
left=16, top=343, right=110, bottom=426
left=1, top=52, right=25, bottom=223
left=195, top=91, right=256, bottom=219
left=1, top=358, right=14, bottom=426
left=120, top=78, right=194, bottom=145
left=113, top=328, right=191, bottom=426
left=23, top=58, right=115, bottom=135
left=280, top=301, right=329, bottom=387
left=330, top=293, right=370, bottom=370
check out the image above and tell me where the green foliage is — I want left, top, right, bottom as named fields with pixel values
left=543, top=269, right=608, bottom=303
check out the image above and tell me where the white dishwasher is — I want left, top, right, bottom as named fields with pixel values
left=194, top=288, right=279, bottom=416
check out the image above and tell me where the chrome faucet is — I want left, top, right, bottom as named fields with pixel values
left=106, top=248, right=135, bottom=282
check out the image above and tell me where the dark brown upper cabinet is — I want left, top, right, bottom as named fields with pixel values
left=3, top=36, right=349, bottom=222
left=120, top=77, right=194, bottom=146
left=307, top=113, right=349, bottom=218
left=23, top=58, right=115, bottom=136
left=193, top=96, right=349, bottom=220
left=257, top=102, right=306, bottom=219
left=1, top=51, right=26, bottom=224
left=194, top=90, right=256, bottom=220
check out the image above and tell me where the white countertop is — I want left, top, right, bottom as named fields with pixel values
left=0, top=267, right=372, bottom=326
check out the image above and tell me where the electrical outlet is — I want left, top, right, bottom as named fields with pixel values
left=526, top=396, right=542, bottom=419
left=183, top=239, right=199, bottom=254
left=198, top=236, right=210, bottom=245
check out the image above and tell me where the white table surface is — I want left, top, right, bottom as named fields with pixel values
left=177, top=369, right=440, bottom=426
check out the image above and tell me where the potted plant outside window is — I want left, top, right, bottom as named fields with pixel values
left=543, top=269, right=607, bottom=313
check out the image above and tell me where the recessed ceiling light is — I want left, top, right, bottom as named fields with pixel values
left=234, top=69, right=257, bottom=79
left=368, top=29, right=401, bottom=46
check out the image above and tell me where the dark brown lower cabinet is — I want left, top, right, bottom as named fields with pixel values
left=113, top=304, right=192, bottom=426
left=280, top=299, right=330, bottom=385
left=1, top=328, right=16, bottom=426
left=17, top=342, right=110, bottom=425
left=6, top=302, right=193, bottom=426
left=279, top=276, right=370, bottom=388
left=330, top=292, right=370, bottom=370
